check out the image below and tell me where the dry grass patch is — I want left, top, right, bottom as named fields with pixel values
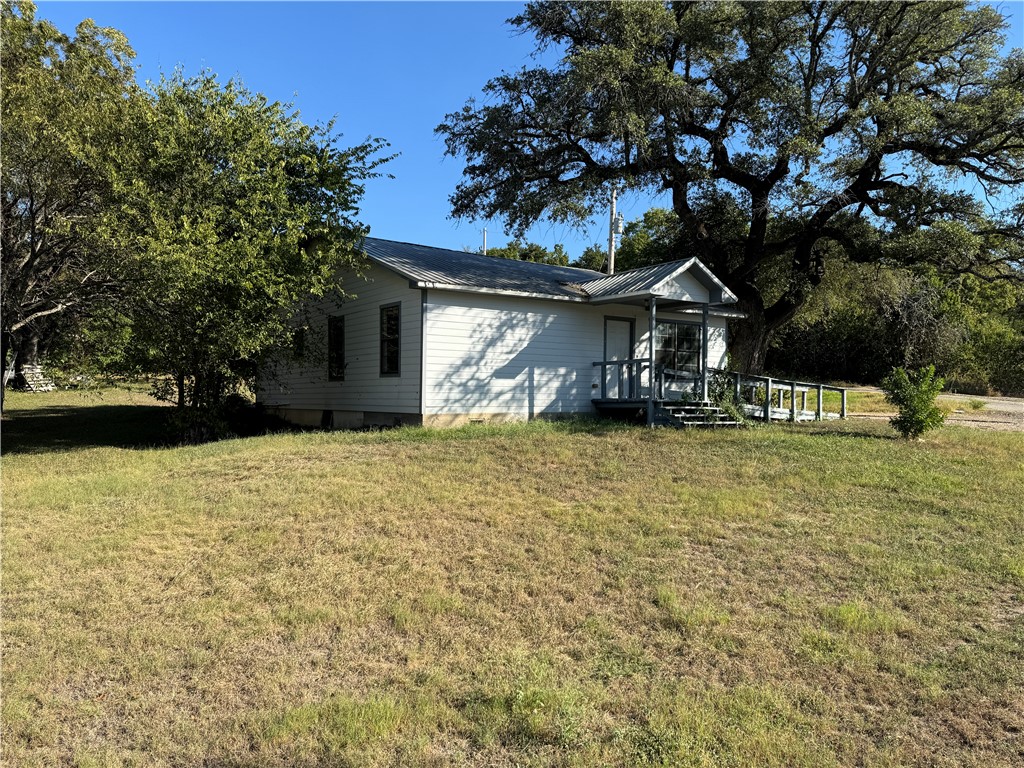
left=2, top=391, right=1023, bottom=766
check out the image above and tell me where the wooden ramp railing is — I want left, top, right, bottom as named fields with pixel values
left=593, top=358, right=648, bottom=401
left=711, top=368, right=847, bottom=422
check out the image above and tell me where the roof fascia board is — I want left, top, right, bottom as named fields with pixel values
left=414, top=282, right=588, bottom=303
left=587, top=290, right=657, bottom=305
left=671, top=307, right=748, bottom=320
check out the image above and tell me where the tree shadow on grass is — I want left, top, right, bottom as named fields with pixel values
left=2, top=400, right=307, bottom=454
left=2, top=404, right=174, bottom=454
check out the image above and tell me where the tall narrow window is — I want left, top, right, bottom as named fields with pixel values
left=380, top=303, right=401, bottom=376
left=328, top=316, right=345, bottom=381
left=292, top=327, right=306, bottom=359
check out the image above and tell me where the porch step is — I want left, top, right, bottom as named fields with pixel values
left=14, top=364, right=55, bottom=392
left=655, top=403, right=743, bottom=429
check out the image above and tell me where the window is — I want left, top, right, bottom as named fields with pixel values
left=292, top=327, right=306, bottom=359
left=379, top=303, right=401, bottom=376
left=328, top=316, right=345, bottom=381
left=655, top=322, right=700, bottom=374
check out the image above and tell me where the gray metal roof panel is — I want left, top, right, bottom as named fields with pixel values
left=579, top=259, right=737, bottom=304
left=577, top=260, right=695, bottom=297
left=362, top=238, right=604, bottom=299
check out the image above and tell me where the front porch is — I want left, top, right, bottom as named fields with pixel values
left=580, top=255, right=847, bottom=427
left=592, top=361, right=849, bottom=427
left=583, top=259, right=740, bottom=426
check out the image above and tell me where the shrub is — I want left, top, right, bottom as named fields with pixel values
left=880, top=365, right=946, bottom=439
left=706, top=369, right=748, bottom=425
left=165, top=406, right=231, bottom=444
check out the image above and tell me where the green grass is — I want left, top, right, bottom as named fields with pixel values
left=817, top=389, right=890, bottom=413
left=3, top=389, right=1023, bottom=766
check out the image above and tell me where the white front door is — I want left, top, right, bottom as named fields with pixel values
left=604, top=318, right=634, bottom=399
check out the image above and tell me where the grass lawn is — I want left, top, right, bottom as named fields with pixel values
left=2, top=389, right=1023, bottom=767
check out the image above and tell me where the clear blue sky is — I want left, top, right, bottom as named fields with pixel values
left=36, top=1, right=1024, bottom=259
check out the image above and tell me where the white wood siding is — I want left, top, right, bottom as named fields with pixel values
left=258, top=265, right=422, bottom=414
left=423, top=291, right=729, bottom=418
left=659, top=271, right=709, bottom=302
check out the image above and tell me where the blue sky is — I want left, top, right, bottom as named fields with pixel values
left=36, top=1, right=1024, bottom=259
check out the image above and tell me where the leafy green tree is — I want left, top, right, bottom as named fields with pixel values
left=99, top=72, right=390, bottom=436
left=0, top=1, right=141, bottom=401
left=486, top=239, right=570, bottom=265
left=616, top=208, right=683, bottom=271
left=767, top=235, right=1024, bottom=392
left=572, top=244, right=607, bottom=271
left=881, top=365, right=946, bottom=438
left=941, top=276, right=1024, bottom=394
left=438, top=1, right=1024, bottom=372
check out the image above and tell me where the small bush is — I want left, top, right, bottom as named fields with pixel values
left=880, top=365, right=946, bottom=439
left=165, top=406, right=231, bottom=444
left=706, top=369, right=747, bottom=424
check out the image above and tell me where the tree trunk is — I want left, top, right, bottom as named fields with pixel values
left=0, top=332, right=14, bottom=414
left=191, top=370, right=202, bottom=409
left=14, top=331, right=40, bottom=379
left=727, top=284, right=770, bottom=374
left=176, top=371, right=186, bottom=409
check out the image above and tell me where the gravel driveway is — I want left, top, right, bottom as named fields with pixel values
left=850, top=389, right=1024, bottom=432
left=941, top=394, right=1024, bottom=432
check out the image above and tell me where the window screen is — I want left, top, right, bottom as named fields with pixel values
left=328, top=316, right=345, bottom=381
left=380, top=304, right=400, bottom=376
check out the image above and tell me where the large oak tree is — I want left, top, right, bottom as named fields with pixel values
left=1, top=1, right=140, bottom=390
left=438, top=1, right=1024, bottom=371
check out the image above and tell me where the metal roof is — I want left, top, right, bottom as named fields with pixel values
left=579, top=258, right=737, bottom=305
left=361, top=237, right=737, bottom=306
left=362, top=238, right=603, bottom=301
left=578, top=261, right=694, bottom=297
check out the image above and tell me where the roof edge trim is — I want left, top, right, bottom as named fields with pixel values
left=415, top=282, right=589, bottom=303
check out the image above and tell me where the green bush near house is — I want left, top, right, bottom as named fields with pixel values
left=881, top=366, right=946, bottom=439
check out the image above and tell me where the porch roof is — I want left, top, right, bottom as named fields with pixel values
left=577, top=259, right=738, bottom=305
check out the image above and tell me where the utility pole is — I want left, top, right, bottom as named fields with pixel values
left=482, top=227, right=487, bottom=255
left=607, top=187, right=616, bottom=275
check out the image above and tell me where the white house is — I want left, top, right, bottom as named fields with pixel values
left=257, top=237, right=742, bottom=428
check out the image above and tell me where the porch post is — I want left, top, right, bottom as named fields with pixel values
left=647, top=296, right=657, bottom=427
left=700, top=303, right=710, bottom=402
